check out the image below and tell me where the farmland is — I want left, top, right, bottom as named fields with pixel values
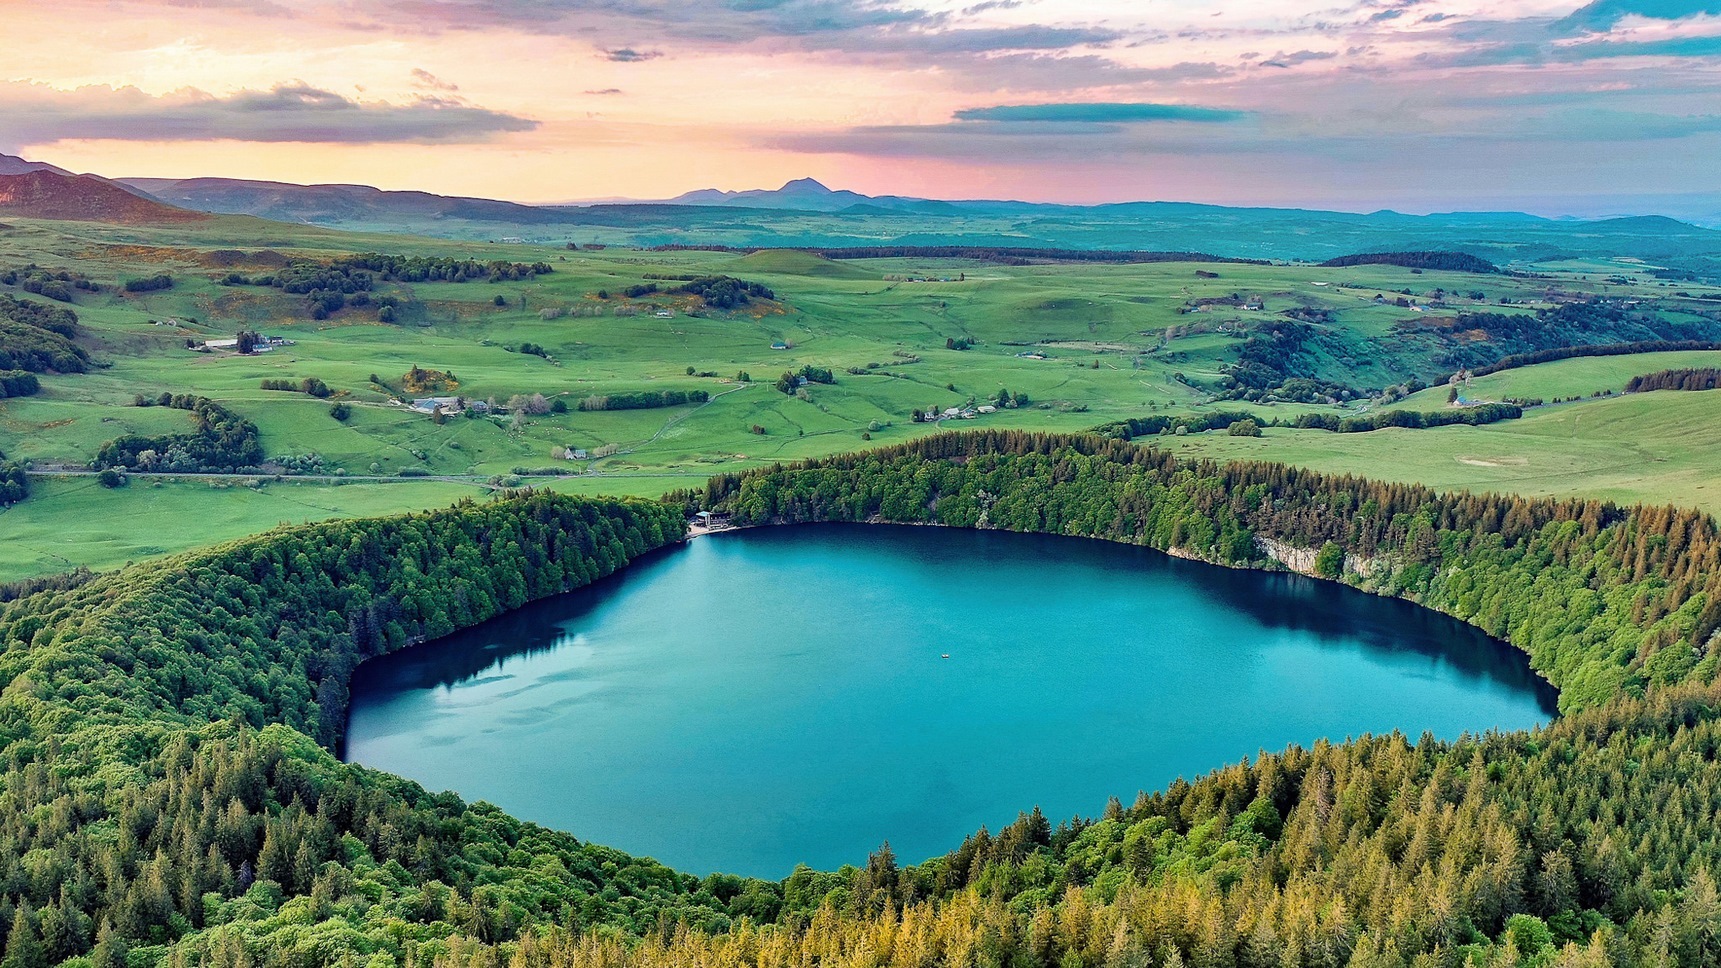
left=3, top=212, right=1721, bottom=578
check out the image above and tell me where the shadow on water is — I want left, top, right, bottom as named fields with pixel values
left=348, top=523, right=1557, bottom=727
left=346, top=541, right=694, bottom=697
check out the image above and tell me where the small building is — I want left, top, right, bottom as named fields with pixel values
left=978, top=405, right=997, bottom=414
left=771, top=341, right=789, bottom=350
left=203, top=338, right=240, bottom=350
left=655, top=310, right=675, bottom=318
left=692, top=510, right=732, bottom=530
left=564, top=447, right=589, bottom=460
left=411, top=396, right=464, bottom=414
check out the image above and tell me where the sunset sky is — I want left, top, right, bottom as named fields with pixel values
left=7, top=0, right=1721, bottom=215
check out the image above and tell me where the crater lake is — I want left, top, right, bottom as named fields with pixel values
left=344, top=524, right=1557, bottom=877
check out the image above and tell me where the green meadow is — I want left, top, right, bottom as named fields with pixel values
left=1170, top=387, right=1721, bottom=514
left=3, top=212, right=1720, bottom=579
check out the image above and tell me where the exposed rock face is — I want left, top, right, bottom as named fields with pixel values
left=1257, top=536, right=1381, bottom=578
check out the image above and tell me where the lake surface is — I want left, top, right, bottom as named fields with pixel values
left=345, top=524, right=1556, bottom=877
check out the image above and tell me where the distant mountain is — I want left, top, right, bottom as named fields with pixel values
left=122, top=176, right=576, bottom=226
left=27, top=165, right=1707, bottom=267
left=0, top=170, right=208, bottom=224
left=0, top=153, right=71, bottom=177
left=665, top=178, right=967, bottom=215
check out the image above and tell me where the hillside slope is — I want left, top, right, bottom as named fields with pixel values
left=0, top=170, right=209, bottom=224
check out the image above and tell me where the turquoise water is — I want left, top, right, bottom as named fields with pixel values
left=345, top=524, right=1556, bottom=877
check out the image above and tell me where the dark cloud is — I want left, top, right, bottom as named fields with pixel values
left=410, top=68, right=459, bottom=91
left=0, top=81, right=537, bottom=149
left=1260, top=49, right=1337, bottom=68
left=954, top=102, right=1249, bottom=123
left=602, top=47, right=662, bottom=61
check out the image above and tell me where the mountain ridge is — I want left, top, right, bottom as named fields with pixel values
left=0, top=169, right=210, bottom=224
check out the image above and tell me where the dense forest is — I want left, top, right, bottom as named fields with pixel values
left=1623, top=368, right=1721, bottom=393
left=1425, top=302, right=1721, bottom=371
left=1319, top=251, right=1500, bottom=273
left=6, top=437, right=1721, bottom=966
left=96, top=395, right=263, bottom=473
left=0, top=295, right=87, bottom=374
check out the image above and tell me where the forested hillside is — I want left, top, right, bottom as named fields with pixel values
left=3, top=439, right=1721, bottom=967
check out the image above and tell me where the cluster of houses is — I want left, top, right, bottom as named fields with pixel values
left=560, top=443, right=618, bottom=461
left=408, top=396, right=491, bottom=416
left=201, top=335, right=294, bottom=352
left=924, top=404, right=997, bottom=422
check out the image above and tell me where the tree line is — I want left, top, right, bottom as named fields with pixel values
left=1624, top=368, right=1721, bottom=393
left=1091, top=402, right=1522, bottom=440
left=1319, top=251, right=1500, bottom=273
left=578, top=389, right=709, bottom=411
left=646, top=245, right=1265, bottom=266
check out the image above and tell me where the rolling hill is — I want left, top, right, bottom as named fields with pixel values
left=0, top=169, right=209, bottom=224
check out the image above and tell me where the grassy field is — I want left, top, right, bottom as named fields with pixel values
left=2, top=213, right=1719, bottom=580
left=1170, top=388, right=1721, bottom=514
left=0, top=476, right=489, bottom=578
left=1394, top=349, right=1721, bottom=410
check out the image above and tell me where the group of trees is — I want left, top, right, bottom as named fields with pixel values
left=672, top=276, right=774, bottom=309
left=1217, top=321, right=1352, bottom=403
left=402, top=366, right=457, bottom=394
left=0, top=295, right=87, bottom=374
left=122, top=273, right=174, bottom=293
left=0, top=370, right=39, bottom=399
left=578, top=389, right=709, bottom=412
left=1624, top=368, right=1721, bottom=393
left=776, top=366, right=834, bottom=395
left=0, top=452, right=24, bottom=506
left=259, top=378, right=331, bottom=398
left=97, top=395, right=263, bottom=473
left=1288, top=401, right=1523, bottom=433
left=1, top=265, right=99, bottom=302
left=1319, top=250, right=1500, bottom=273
